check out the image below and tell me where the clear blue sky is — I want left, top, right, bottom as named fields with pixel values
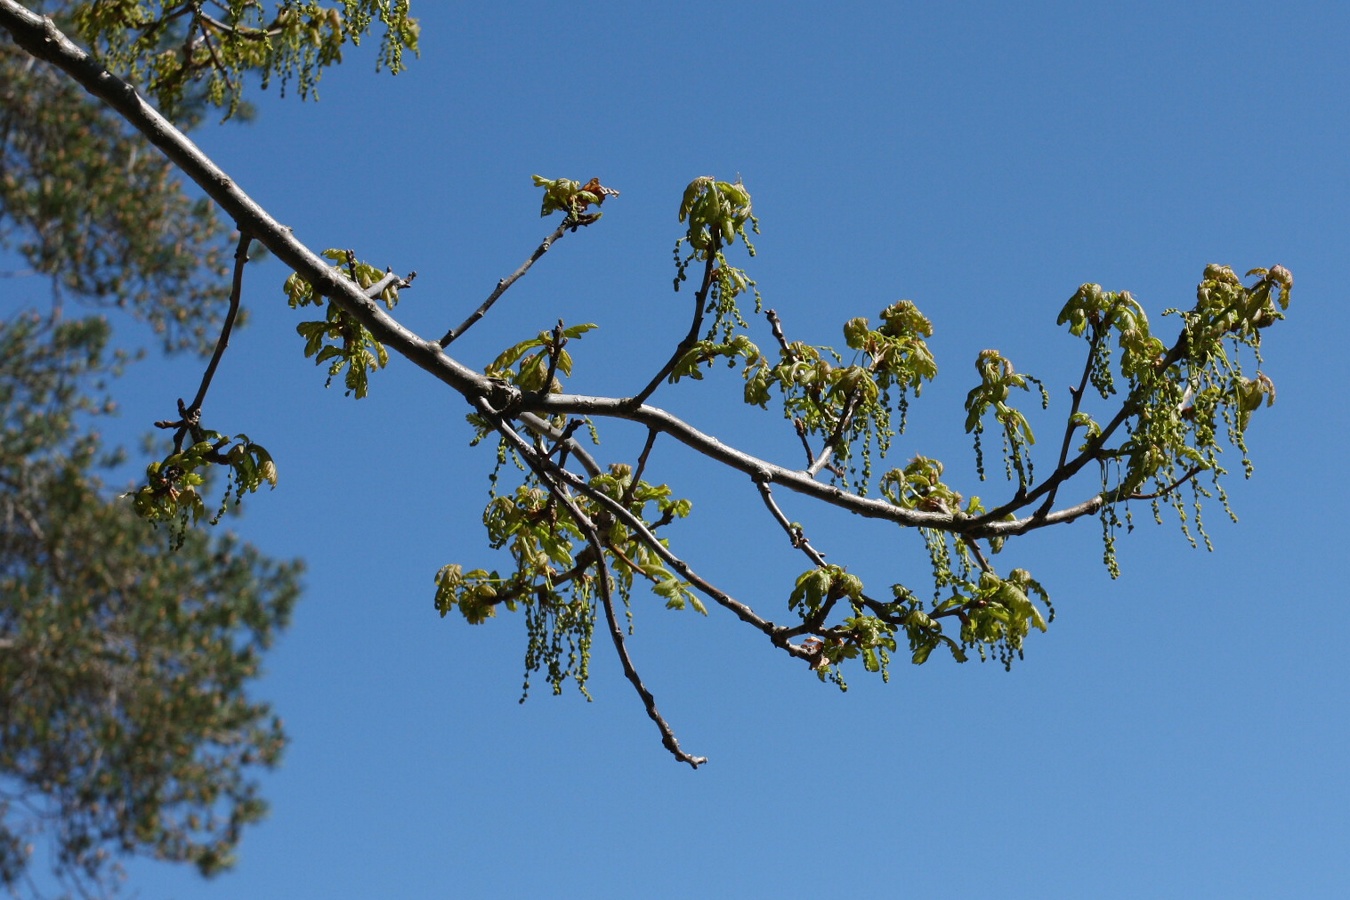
left=33, top=0, right=1350, bottom=896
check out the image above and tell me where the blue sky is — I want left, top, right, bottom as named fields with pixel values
left=17, top=0, right=1350, bottom=896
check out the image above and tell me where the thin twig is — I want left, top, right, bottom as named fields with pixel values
left=764, top=308, right=792, bottom=355
left=185, top=230, right=251, bottom=415
left=517, top=412, right=600, bottom=476
left=806, top=388, right=863, bottom=478
left=960, top=536, right=993, bottom=573
left=767, top=311, right=822, bottom=469
left=192, top=14, right=234, bottom=97
left=621, top=427, right=660, bottom=506
left=753, top=473, right=825, bottom=564
left=198, top=11, right=285, bottom=41
left=540, top=320, right=566, bottom=393
left=1127, top=465, right=1204, bottom=502
left=364, top=269, right=416, bottom=300
left=592, top=547, right=708, bottom=768
left=791, top=419, right=815, bottom=468
left=765, top=308, right=863, bottom=479
left=439, top=223, right=569, bottom=346
left=627, top=236, right=721, bottom=406
left=753, top=473, right=899, bottom=637
left=1037, top=323, right=1105, bottom=516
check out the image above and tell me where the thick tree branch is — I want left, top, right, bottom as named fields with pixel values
left=0, top=8, right=981, bottom=539
left=0, top=3, right=508, bottom=410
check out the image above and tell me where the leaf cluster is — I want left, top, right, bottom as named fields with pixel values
left=435, top=462, right=696, bottom=699
left=285, top=248, right=402, bottom=397
left=127, top=431, right=277, bottom=545
left=745, top=301, right=939, bottom=490
left=1057, top=265, right=1290, bottom=568
left=671, top=177, right=762, bottom=343
left=530, top=175, right=619, bottom=228
left=68, top=0, right=419, bottom=119
left=963, top=348, right=1048, bottom=486
left=485, top=322, right=598, bottom=393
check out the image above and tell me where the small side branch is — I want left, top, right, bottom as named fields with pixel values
left=517, top=412, right=601, bottom=476
left=364, top=268, right=417, bottom=300
left=764, top=308, right=792, bottom=355
left=1037, top=325, right=1105, bottom=516
left=806, top=388, right=863, bottom=478
left=792, top=419, right=815, bottom=469
left=621, top=427, right=660, bottom=506
left=1128, top=465, right=1204, bottom=501
left=592, top=540, right=706, bottom=768
left=186, top=229, right=251, bottom=415
left=439, top=223, right=569, bottom=346
left=627, top=236, right=721, bottom=406
left=754, top=473, right=896, bottom=640
left=754, top=474, right=826, bottom=566
left=960, top=536, right=994, bottom=573
left=766, top=309, right=853, bottom=478
left=158, top=229, right=250, bottom=451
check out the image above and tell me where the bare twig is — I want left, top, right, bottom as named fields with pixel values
left=621, top=427, right=660, bottom=506
left=960, top=536, right=993, bottom=573
left=1127, top=465, right=1204, bottom=502
left=439, top=223, right=569, bottom=346
left=791, top=419, right=815, bottom=468
left=155, top=229, right=252, bottom=451
left=591, top=547, right=708, bottom=768
left=754, top=474, right=824, bottom=563
left=517, top=412, right=601, bottom=476
left=626, top=429, right=658, bottom=493
left=764, top=308, right=792, bottom=355
left=192, top=14, right=234, bottom=97
left=186, top=229, right=250, bottom=415
left=363, top=269, right=415, bottom=300
left=1037, top=323, right=1106, bottom=516
left=627, top=236, right=720, bottom=406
